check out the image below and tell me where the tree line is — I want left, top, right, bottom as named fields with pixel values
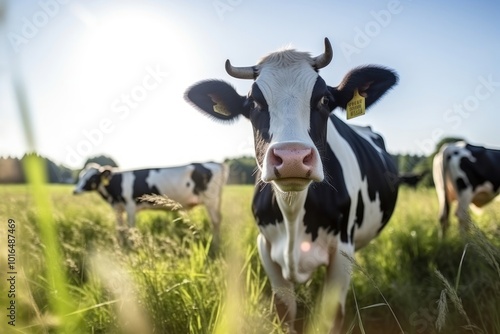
left=0, top=154, right=117, bottom=184
left=0, top=137, right=463, bottom=185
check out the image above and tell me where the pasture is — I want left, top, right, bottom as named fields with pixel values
left=0, top=183, right=499, bottom=334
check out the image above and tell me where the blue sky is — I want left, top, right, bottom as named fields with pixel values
left=1, top=0, right=499, bottom=170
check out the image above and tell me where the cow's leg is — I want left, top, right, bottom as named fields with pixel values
left=114, top=203, right=136, bottom=248
left=257, top=234, right=297, bottom=333
left=438, top=200, right=450, bottom=238
left=114, top=205, right=128, bottom=246
left=125, top=202, right=137, bottom=227
left=433, top=149, right=451, bottom=239
left=202, top=172, right=225, bottom=249
left=204, top=200, right=222, bottom=249
left=323, top=242, right=354, bottom=334
left=456, top=191, right=473, bottom=234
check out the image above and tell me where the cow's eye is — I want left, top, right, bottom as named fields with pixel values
left=320, top=96, right=329, bottom=106
left=252, top=100, right=260, bottom=110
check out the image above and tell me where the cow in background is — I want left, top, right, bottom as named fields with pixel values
left=433, top=141, right=500, bottom=236
left=185, top=38, right=398, bottom=333
left=74, top=162, right=228, bottom=245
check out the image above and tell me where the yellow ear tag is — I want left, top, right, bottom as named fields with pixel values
left=213, top=102, right=230, bottom=116
left=101, top=176, right=110, bottom=187
left=208, top=94, right=230, bottom=116
left=346, top=89, right=366, bottom=120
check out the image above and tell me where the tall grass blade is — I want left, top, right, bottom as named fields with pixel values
left=350, top=283, right=366, bottom=334
left=91, top=253, right=152, bottom=334
left=342, top=251, right=404, bottom=333
left=10, top=36, right=78, bottom=331
left=435, top=289, right=448, bottom=332
left=455, top=243, right=469, bottom=291
left=467, top=224, right=500, bottom=279
left=434, top=269, right=477, bottom=334
left=213, top=221, right=244, bottom=334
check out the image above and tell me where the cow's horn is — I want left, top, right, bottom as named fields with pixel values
left=225, top=59, right=256, bottom=80
left=313, top=38, right=333, bottom=70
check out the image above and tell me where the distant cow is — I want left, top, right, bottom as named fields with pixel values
left=185, top=38, right=398, bottom=333
left=74, top=162, right=228, bottom=244
left=433, top=141, right=500, bottom=236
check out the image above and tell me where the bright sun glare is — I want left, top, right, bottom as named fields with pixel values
left=65, top=4, right=200, bottom=109
left=77, top=7, right=187, bottom=84
left=58, top=5, right=208, bottom=168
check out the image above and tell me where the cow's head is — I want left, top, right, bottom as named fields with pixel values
left=73, top=163, right=113, bottom=194
left=185, top=38, right=397, bottom=192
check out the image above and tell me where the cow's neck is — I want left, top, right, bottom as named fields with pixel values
left=274, top=189, right=308, bottom=221
left=273, top=187, right=309, bottom=282
left=275, top=189, right=308, bottom=244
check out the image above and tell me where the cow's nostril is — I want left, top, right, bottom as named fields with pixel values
left=303, top=150, right=313, bottom=166
left=271, top=149, right=284, bottom=166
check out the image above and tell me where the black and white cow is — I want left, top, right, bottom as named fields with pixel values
left=74, top=162, right=228, bottom=244
left=185, top=38, right=398, bottom=333
left=433, top=141, right=500, bottom=236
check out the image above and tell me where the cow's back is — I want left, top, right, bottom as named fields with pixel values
left=328, top=116, right=398, bottom=248
left=462, top=144, right=500, bottom=192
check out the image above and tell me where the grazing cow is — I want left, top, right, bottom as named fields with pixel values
left=74, top=162, right=228, bottom=244
left=185, top=38, right=399, bottom=333
left=433, top=141, right=500, bottom=236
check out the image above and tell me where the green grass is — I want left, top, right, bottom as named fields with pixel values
left=0, top=184, right=499, bottom=334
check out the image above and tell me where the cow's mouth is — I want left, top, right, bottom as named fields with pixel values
left=273, top=177, right=312, bottom=192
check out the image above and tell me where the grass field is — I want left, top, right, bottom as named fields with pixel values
left=0, top=183, right=499, bottom=334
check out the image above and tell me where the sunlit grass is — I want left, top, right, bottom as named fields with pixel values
left=1, top=184, right=499, bottom=333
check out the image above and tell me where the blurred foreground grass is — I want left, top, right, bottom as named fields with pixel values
left=0, top=184, right=499, bottom=333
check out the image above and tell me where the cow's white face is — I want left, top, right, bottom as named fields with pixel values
left=185, top=38, right=398, bottom=193
left=249, top=52, right=329, bottom=192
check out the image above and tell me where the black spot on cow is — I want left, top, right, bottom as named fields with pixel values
left=355, top=190, right=364, bottom=228
left=253, top=181, right=284, bottom=226
left=461, top=144, right=500, bottom=193
left=132, top=169, right=160, bottom=203
left=99, top=173, right=125, bottom=204
left=191, top=163, right=213, bottom=195
left=332, top=117, right=391, bottom=203
left=249, top=83, right=272, bottom=167
left=308, top=78, right=331, bottom=158
left=456, top=177, right=467, bottom=192
left=304, top=180, right=350, bottom=242
left=330, top=116, right=398, bottom=233
left=83, top=173, right=100, bottom=191
left=294, top=143, right=351, bottom=242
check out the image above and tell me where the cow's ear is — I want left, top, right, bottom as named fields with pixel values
left=184, top=80, right=249, bottom=122
left=328, top=66, right=398, bottom=110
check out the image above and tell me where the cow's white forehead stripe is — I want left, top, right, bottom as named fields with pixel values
left=257, top=57, right=319, bottom=142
